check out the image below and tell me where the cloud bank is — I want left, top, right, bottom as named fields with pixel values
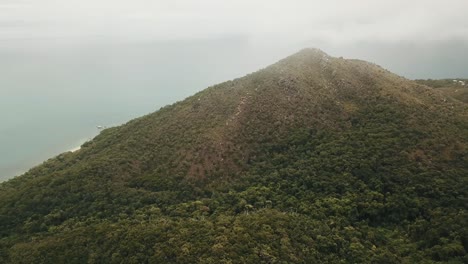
left=1, top=0, right=467, bottom=44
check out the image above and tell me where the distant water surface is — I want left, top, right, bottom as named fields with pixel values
left=0, top=37, right=284, bottom=182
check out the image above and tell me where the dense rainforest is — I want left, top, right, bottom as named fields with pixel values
left=1, top=49, right=467, bottom=263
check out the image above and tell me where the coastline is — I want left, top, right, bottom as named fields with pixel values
left=69, top=146, right=82, bottom=152
left=1, top=137, right=91, bottom=182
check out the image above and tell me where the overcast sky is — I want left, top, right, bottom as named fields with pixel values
left=1, top=0, right=468, bottom=78
left=0, top=0, right=468, bottom=44
left=1, top=0, right=467, bottom=42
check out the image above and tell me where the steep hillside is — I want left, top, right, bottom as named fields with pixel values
left=1, top=49, right=467, bottom=263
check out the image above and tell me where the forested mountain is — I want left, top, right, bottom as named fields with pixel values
left=1, top=49, right=467, bottom=263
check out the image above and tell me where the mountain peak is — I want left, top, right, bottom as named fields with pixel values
left=273, top=47, right=332, bottom=68
left=294, top=47, right=329, bottom=57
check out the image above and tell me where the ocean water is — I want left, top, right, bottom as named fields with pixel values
left=0, top=38, right=285, bottom=182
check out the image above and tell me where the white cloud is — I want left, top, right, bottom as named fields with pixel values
left=0, top=0, right=467, bottom=44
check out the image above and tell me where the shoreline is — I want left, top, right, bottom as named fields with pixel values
left=69, top=146, right=82, bottom=152
left=1, top=139, right=88, bottom=182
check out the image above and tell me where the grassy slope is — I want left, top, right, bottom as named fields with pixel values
left=415, top=79, right=468, bottom=103
left=1, top=49, right=467, bottom=263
